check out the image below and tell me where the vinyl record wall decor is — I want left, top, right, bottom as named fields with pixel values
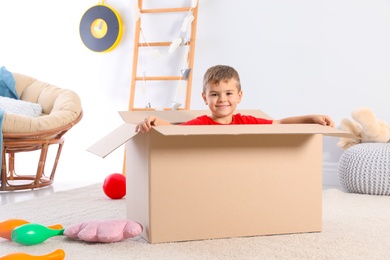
left=80, top=1, right=123, bottom=52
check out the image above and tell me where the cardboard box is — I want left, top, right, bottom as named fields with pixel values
left=88, top=110, right=351, bottom=243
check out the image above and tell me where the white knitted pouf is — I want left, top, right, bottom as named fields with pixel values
left=338, top=143, right=390, bottom=195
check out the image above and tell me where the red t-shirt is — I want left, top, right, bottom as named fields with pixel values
left=180, top=113, right=273, bottom=125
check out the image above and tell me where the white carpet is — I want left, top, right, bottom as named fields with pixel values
left=1, top=184, right=390, bottom=260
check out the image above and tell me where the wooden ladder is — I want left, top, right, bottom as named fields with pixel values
left=128, top=0, right=199, bottom=111
left=123, top=0, right=199, bottom=174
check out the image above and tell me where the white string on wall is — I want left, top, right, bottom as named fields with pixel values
left=130, top=0, right=198, bottom=110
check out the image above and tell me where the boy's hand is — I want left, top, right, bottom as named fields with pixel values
left=314, top=115, right=334, bottom=127
left=135, top=116, right=157, bottom=133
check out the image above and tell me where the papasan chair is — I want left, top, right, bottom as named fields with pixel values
left=0, top=69, right=82, bottom=191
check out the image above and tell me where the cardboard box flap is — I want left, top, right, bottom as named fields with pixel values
left=152, top=124, right=354, bottom=138
left=118, top=110, right=272, bottom=124
left=87, top=123, right=137, bottom=158
left=88, top=110, right=355, bottom=158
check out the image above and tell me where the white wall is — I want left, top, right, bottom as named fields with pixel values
left=1, top=0, right=390, bottom=185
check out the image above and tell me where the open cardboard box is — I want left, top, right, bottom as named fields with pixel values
left=88, top=110, right=352, bottom=243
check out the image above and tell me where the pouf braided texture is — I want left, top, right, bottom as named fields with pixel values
left=338, top=143, right=390, bottom=195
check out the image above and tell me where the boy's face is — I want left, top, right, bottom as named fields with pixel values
left=202, top=78, right=242, bottom=122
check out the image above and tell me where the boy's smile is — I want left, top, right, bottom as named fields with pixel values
left=202, top=78, right=242, bottom=124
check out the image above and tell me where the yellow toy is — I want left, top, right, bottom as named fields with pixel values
left=338, top=107, right=390, bottom=149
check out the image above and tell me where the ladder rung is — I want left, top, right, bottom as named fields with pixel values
left=135, top=76, right=182, bottom=81
left=130, top=107, right=186, bottom=111
left=130, top=108, right=157, bottom=111
left=141, top=7, right=191, bottom=14
left=138, top=42, right=190, bottom=47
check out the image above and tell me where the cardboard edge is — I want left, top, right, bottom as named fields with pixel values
left=323, top=132, right=360, bottom=139
left=151, top=124, right=356, bottom=138
left=86, top=124, right=138, bottom=158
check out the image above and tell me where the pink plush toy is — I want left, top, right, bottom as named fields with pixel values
left=64, top=220, right=143, bottom=243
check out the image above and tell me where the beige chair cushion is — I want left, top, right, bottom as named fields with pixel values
left=2, top=73, right=82, bottom=133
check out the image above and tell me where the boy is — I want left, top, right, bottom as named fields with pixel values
left=136, top=65, right=334, bottom=133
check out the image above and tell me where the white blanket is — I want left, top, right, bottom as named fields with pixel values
left=0, top=96, right=42, bottom=117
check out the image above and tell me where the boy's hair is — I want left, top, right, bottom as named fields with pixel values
left=202, top=65, right=241, bottom=93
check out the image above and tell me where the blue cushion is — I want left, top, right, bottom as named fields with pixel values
left=0, top=66, right=19, bottom=99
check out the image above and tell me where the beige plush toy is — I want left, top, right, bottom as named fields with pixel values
left=337, top=107, right=390, bottom=149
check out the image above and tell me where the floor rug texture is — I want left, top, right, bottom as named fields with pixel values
left=1, top=184, right=390, bottom=259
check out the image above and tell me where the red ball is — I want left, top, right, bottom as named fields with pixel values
left=103, top=173, right=126, bottom=199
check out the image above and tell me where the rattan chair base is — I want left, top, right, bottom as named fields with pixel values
left=1, top=112, right=82, bottom=191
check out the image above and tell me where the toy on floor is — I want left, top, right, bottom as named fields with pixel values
left=0, top=219, right=63, bottom=240
left=64, top=219, right=142, bottom=243
left=103, top=173, right=126, bottom=199
left=0, top=249, right=65, bottom=260
left=338, top=107, right=390, bottom=149
left=11, top=223, right=64, bottom=246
